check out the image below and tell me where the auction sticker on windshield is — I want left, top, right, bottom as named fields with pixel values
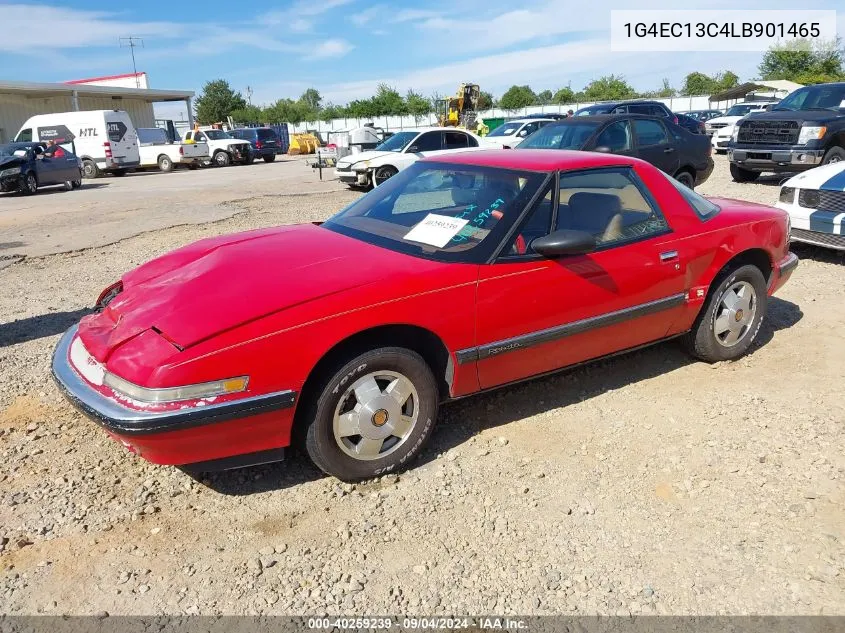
left=404, top=214, right=469, bottom=248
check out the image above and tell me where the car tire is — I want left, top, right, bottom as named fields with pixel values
left=81, top=159, right=99, bottom=179
left=304, top=347, right=439, bottom=481
left=263, top=154, right=276, bottom=163
left=187, top=163, right=199, bottom=170
left=113, top=169, right=128, bottom=177
left=19, top=172, right=37, bottom=196
left=70, top=179, right=82, bottom=190
left=674, top=170, right=695, bottom=189
left=372, top=165, right=398, bottom=187
left=682, top=264, right=768, bottom=363
left=213, top=151, right=230, bottom=167
left=158, top=155, right=174, bottom=172
left=822, top=146, right=845, bottom=165
left=729, top=163, right=759, bottom=183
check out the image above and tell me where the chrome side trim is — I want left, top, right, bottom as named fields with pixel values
left=456, top=292, right=687, bottom=364
left=51, top=326, right=296, bottom=436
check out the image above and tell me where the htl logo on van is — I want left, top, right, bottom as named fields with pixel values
left=79, top=128, right=99, bottom=137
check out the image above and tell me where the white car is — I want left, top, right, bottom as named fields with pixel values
left=777, top=162, right=845, bottom=251
left=481, top=118, right=556, bottom=149
left=182, top=129, right=253, bottom=167
left=334, top=127, right=493, bottom=188
left=708, top=102, right=777, bottom=153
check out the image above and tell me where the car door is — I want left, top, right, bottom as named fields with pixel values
left=586, top=119, right=635, bottom=158
left=34, top=146, right=63, bottom=185
left=406, top=131, right=443, bottom=156
left=633, top=119, right=679, bottom=175
left=474, top=166, right=687, bottom=389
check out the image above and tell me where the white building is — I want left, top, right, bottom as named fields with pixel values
left=0, top=74, right=193, bottom=143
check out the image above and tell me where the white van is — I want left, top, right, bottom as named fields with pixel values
left=15, top=110, right=140, bottom=178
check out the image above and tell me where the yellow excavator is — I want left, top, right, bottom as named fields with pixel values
left=437, top=83, right=481, bottom=130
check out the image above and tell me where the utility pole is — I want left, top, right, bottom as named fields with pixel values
left=119, top=36, right=145, bottom=88
left=246, top=85, right=253, bottom=105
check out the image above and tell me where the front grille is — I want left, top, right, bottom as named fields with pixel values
left=818, top=190, right=845, bottom=214
left=791, top=228, right=845, bottom=250
left=737, top=120, right=800, bottom=145
left=709, top=122, right=729, bottom=129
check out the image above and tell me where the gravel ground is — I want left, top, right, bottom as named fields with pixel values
left=1, top=155, right=843, bottom=616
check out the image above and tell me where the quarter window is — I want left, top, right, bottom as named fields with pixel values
left=556, top=169, right=668, bottom=247
left=444, top=132, right=469, bottom=149
left=594, top=121, right=631, bottom=152
left=633, top=119, right=669, bottom=146
left=409, top=132, right=442, bottom=152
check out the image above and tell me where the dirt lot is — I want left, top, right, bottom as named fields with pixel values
left=1, top=155, right=843, bottom=616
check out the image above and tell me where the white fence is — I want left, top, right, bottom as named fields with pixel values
left=286, top=95, right=741, bottom=135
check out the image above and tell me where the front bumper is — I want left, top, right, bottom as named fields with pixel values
left=728, top=147, right=824, bottom=172
left=52, top=326, right=297, bottom=466
left=770, top=252, right=799, bottom=294
left=335, top=167, right=369, bottom=186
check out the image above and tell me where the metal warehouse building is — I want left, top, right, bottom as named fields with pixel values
left=0, top=76, right=194, bottom=143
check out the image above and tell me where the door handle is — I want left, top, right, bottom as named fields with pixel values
left=663, top=147, right=675, bottom=153
left=659, top=250, right=678, bottom=262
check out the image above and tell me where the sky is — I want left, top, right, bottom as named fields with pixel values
left=1, top=1, right=843, bottom=121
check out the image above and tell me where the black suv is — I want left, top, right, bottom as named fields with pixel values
left=574, top=100, right=678, bottom=126
left=228, top=127, right=281, bottom=162
left=728, top=82, right=845, bottom=182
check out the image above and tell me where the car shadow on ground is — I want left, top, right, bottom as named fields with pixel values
left=1, top=183, right=110, bottom=197
left=791, top=242, right=845, bottom=265
left=200, top=297, right=803, bottom=496
left=0, top=308, right=91, bottom=347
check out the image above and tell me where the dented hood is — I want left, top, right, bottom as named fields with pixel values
left=78, top=223, right=398, bottom=359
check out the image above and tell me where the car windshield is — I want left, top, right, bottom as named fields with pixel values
left=374, top=131, right=418, bottom=152
left=256, top=129, right=277, bottom=139
left=0, top=144, right=29, bottom=157
left=574, top=105, right=609, bottom=116
left=323, top=161, right=548, bottom=263
left=487, top=122, right=522, bottom=137
left=666, top=174, right=720, bottom=219
left=773, top=85, right=845, bottom=112
left=725, top=104, right=763, bottom=116
left=204, top=130, right=232, bottom=140
left=517, top=123, right=600, bottom=149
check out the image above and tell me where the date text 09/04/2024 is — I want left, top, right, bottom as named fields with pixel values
left=623, top=22, right=821, bottom=39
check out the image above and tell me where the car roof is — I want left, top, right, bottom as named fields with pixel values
left=422, top=149, right=641, bottom=172
left=505, top=118, right=556, bottom=123
left=548, top=113, right=665, bottom=123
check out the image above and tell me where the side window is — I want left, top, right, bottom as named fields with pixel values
left=409, top=132, right=442, bottom=152
left=184, top=132, right=193, bottom=141
left=444, top=132, right=469, bottom=149
left=518, top=122, right=539, bottom=138
left=501, top=186, right=554, bottom=257
left=594, top=120, right=631, bottom=152
left=627, top=104, right=650, bottom=115
left=465, top=133, right=478, bottom=147
left=556, top=168, right=668, bottom=247
left=17, top=128, right=33, bottom=142
left=633, top=119, right=669, bottom=146
left=195, top=132, right=206, bottom=142
left=650, top=105, right=668, bottom=116
left=611, top=105, right=628, bottom=114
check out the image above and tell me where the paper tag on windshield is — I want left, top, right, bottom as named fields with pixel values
left=404, top=214, right=469, bottom=248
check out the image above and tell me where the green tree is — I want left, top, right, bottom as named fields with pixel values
left=582, top=75, right=636, bottom=101
left=229, top=104, right=265, bottom=124
left=194, top=79, right=247, bottom=124
left=536, top=89, right=553, bottom=105
left=320, top=103, right=344, bottom=122
left=714, top=71, right=739, bottom=92
left=371, top=83, right=407, bottom=116
left=299, top=88, right=322, bottom=111
left=759, top=38, right=845, bottom=84
left=553, top=87, right=575, bottom=104
left=477, top=91, right=494, bottom=110
left=406, top=89, right=432, bottom=122
left=498, top=85, right=537, bottom=111
left=680, top=72, right=716, bottom=96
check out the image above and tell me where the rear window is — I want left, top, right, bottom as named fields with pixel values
left=256, top=129, right=277, bottom=140
left=667, top=175, right=720, bottom=220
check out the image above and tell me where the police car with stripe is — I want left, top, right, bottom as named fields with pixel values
left=777, top=162, right=845, bottom=251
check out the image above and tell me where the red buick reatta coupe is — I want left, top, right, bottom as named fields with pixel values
left=53, top=150, right=798, bottom=481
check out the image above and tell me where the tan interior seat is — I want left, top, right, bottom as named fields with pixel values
left=566, top=192, right=625, bottom=243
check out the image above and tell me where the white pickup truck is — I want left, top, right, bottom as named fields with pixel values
left=136, top=128, right=209, bottom=172
left=182, top=129, right=253, bottom=167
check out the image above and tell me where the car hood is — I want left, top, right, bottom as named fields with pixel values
left=0, top=156, right=24, bottom=170
left=77, top=224, right=422, bottom=359
left=743, top=109, right=843, bottom=124
left=707, top=115, right=744, bottom=126
left=336, top=150, right=397, bottom=167
left=780, top=161, right=845, bottom=191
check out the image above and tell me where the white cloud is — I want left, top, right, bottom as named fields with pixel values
left=289, top=18, right=313, bottom=32
left=304, top=39, right=355, bottom=60
left=259, top=0, right=354, bottom=24
left=392, top=9, right=440, bottom=22
left=349, top=5, right=381, bottom=26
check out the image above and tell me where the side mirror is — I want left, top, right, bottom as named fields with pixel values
left=593, top=145, right=613, bottom=153
left=531, top=229, right=596, bottom=257
left=407, top=145, right=420, bottom=153
left=518, top=129, right=528, bottom=137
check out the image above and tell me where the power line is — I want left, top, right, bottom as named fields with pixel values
left=119, top=36, right=145, bottom=88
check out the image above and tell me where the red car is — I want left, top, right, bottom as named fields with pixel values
left=53, top=150, right=798, bottom=481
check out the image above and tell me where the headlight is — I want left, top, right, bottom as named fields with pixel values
left=798, top=189, right=820, bottom=209
left=779, top=186, right=795, bottom=204
left=0, top=166, right=21, bottom=178
left=104, top=372, right=249, bottom=404
left=730, top=126, right=739, bottom=142
left=797, top=125, right=826, bottom=145
left=352, top=161, right=370, bottom=173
